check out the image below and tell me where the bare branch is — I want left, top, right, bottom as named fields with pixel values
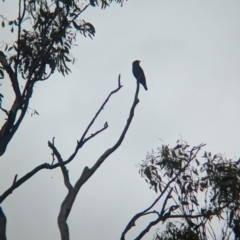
left=79, top=74, right=122, bottom=144
left=0, top=76, right=123, bottom=203
left=83, top=121, right=108, bottom=143
left=49, top=141, right=73, bottom=191
left=12, top=174, right=18, bottom=185
left=133, top=189, right=174, bottom=240
left=160, top=188, right=173, bottom=219
left=51, top=137, right=56, bottom=165
left=57, top=80, right=140, bottom=240
left=0, top=107, right=8, bottom=116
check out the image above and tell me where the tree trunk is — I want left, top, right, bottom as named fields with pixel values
left=0, top=207, right=6, bottom=240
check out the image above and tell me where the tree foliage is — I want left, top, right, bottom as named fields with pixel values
left=0, top=0, right=126, bottom=155
left=122, top=141, right=240, bottom=240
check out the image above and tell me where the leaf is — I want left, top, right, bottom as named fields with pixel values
left=72, top=21, right=81, bottom=30
left=229, top=209, right=234, bottom=227
left=187, top=183, right=193, bottom=191
left=9, top=21, right=13, bottom=25
left=101, top=0, right=109, bottom=9
left=190, top=198, right=199, bottom=206
left=59, top=0, right=72, bottom=6
left=65, top=42, right=70, bottom=49
left=144, top=167, right=152, bottom=180
left=1, top=21, right=5, bottom=27
left=192, top=168, right=198, bottom=175
left=88, top=33, right=93, bottom=40
left=64, top=47, right=69, bottom=54
left=173, top=144, right=182, bottom=150
left=40, top=8, right=45, bottom=16
left=0, top=69, right=4, bottom=79
left=11, top=26, right=14, bottom=33
left=168, top=205, right=179, bottom=214
left=201, top=176, right=208, bottom=181
left=90, top=0, right=96, bottom=6
left=154, top=182, right=157, bottom=193
left=158, top=182, right=162, bottom=192
left=59, top=37, right=63, bottom=45
left=176, top=178, right=182, bottom=187
left=182, top=175, right=187, bottom=180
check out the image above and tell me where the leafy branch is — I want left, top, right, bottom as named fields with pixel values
left=122, top=142, right=240, bottom=240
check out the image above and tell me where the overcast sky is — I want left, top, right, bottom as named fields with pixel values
left=0, top=0, right=240, bottom=239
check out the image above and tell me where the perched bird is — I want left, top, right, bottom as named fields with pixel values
left=132, top=60, right=148, bottom=91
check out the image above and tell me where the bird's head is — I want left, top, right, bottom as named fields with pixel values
left=132, top=60, right=141, bottom=66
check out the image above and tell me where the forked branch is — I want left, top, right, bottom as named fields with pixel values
left=0, top=75, right=123, bottom=204
left=57, top=80, right=140, bottom=240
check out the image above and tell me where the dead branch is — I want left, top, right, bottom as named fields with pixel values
left=0, top=75, right=123, bottom=204
left=57, top=79, right=140, bottom=240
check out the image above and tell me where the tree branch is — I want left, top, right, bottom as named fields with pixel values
left=0, top=207, right=6, bottom=240
left=79, top=75, right=122, bottom=144
left=57, top=79, right=140, bottom=240
left=0, top=51, right=21, bottom=100
left=120, top=143, right=206, bottom=240
left=49, top=138, right=73, bottom=190
left=0, top=76, right=123, bottom=203
left=0, top=81, right=33, bottom=156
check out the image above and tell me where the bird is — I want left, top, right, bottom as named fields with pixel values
left=132, top=60, right=148, bottom=91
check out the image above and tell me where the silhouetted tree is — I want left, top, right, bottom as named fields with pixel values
left=0, top=1, right=142, bottom=240
left=122, top=141, right=240, bottom=240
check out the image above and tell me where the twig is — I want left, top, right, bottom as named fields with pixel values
left=51, top=137, right=55, bottom=165
left=0, top=107, right=8, bottom=116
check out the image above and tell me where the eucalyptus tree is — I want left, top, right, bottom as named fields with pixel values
left=122, top=141, right=240, bottom=240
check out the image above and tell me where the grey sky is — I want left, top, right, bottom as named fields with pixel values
left=0, top=0, right=240, bottom=239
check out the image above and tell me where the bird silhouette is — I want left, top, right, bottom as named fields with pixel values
left=132, top=60, right=148, bottom=91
